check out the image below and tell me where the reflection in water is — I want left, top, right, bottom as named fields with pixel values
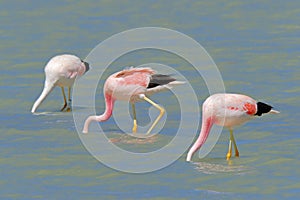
left=32, top=111, right=66, bottom=116
left=109, top=133, right=159, bottom=144
left=193, top=160, right=253, bottom=175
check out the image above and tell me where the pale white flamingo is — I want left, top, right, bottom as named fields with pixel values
left=82, top=67, right=184, bottom=134
left=186, top=93, right=279, bottom=161
left=31, top=54, right=89, bottom=113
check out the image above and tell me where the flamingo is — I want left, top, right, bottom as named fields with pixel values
left=186, top=93, right=279, bottom=162
left=31, top=54, right=89, bottom=113
left=82, top=67, right=184, bottom=134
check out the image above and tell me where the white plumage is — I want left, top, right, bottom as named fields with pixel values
left=31, top=54, right=89, bottom=113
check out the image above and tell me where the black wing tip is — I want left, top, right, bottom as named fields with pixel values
left=147, top=74, right=176, bottom=89
left=255, top=102, right=273, bottom=116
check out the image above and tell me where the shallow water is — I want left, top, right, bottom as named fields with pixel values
left=1, top=0, right=300, bottom=199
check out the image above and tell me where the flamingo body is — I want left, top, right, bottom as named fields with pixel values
left=104, top=68, right=153, bottom=102
left=82, top=67, right=183, bottom=134
left=186, top=93, right=279, bottom=161
left=31, top=54, right=89, bottom=113
left=209, top=93, right=257, bottom=127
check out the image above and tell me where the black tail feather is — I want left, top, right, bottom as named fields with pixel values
left=147, top=74, right=176, bottom=89
left=255, top=102, right=273, bottom=116
left=81, top=60, right=90, bottom=72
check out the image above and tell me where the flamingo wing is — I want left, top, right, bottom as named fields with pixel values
left=114, top=67, right=155, bottom=88
left=222, top=94, right=257, bottom=115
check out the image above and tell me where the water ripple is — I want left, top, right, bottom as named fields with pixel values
left=193, top=161, right=254, bottom=175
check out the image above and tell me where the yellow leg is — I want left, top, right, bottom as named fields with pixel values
left=226, top=139, right=232, bottom=160
left=131, top=103, right=137, bottom=133
left=139, top=94, right=165, bottom=135
left=60, top=87, right=67, bottom=111
left=66, top=87, right=72, bottom=112
left=230, top=129, right=239, bottom=157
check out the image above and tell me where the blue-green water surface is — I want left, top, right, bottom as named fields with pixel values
left=1, top=0, right=300, bottom=199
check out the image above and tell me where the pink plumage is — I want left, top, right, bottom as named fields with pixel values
left=186, top=93, right=279, bottom=161
left=82, top=67, right=184, bottom=134
left=103, top=67, right=155, bottom=101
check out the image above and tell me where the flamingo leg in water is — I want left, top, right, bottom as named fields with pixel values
left=139, top=94, right=165, bottom=135
left=60, top=87, right=67, bottom=111
left=131, top=103, right=137, bottom=133
left=227, top=129, right=239, bottom=160
left=230, top=129, right=239, bottom=157
left=66, top=87, right=72, bottom=112
left=226, top=139, right=232, bottom=160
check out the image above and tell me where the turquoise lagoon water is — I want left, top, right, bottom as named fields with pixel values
left=1, top=0, right=300, bottom=199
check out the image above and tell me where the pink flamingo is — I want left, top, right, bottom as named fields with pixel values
left=31, top=54, right=89, bottom=113
left=186, top=93, right=279, bottom=161
left=82, top=67, right=183, bottom=134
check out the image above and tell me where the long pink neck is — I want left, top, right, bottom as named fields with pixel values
left=186, top=116, right=214, bottom=161
left=82, top=94, right=114, bottom=133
